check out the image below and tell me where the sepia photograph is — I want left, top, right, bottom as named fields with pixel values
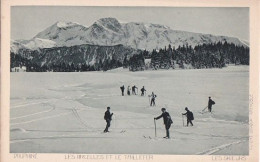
left=9, top=6, right=250, bottom=155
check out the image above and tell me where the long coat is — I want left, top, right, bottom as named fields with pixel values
left=208, top=98, right=215, bottom=108
left=155, top=112, right=173, bottom=126
left=104, top=110, right=113, bottom=121
left=183, top=110, right=193, bottom=120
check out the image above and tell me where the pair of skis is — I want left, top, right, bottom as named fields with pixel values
left=102, top=130, right=126, bottom=134
left=199, top=106, right=214, bottom=114
left=144, top=120, right=170, bottom=140
left=144, top=119, right=157, bottom=139
left=199, top=106, right=208, bottom=114
left=140, top=119, right=162, bottom=139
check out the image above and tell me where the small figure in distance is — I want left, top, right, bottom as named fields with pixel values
left=208, top=97, right=215, bottom=112
left=132, top=85, right=138, bottom=95
left=120, top=85, right=125, bottom=96
left=150, top=92, right=157, bottom=106
left=141, top=86, right=146, bottom=96
left=104, top=107, right=113, bottom=133
left=127, top=86, right=131, bottom=96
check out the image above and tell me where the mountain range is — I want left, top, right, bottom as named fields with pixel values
left=11, top=17, right=248, bottom=53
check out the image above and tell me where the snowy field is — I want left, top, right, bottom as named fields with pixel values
left=10, top=66, right=249, bottom=155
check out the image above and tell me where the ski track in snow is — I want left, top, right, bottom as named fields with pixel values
left=11, top=129, right=128, bottom=144
left=72, top=108, right=92, bottom=128
left=10, top=107, right=55, bottom=120
left=10, top=135, right=122, bottom=144
left=196, top=140, right=246, bottom=155
left=11, top=109, right=84, bottom=126
left=174, top=130, right=248, bottom=140
left=84, top=95, right=119, bottom=100
left=10, top=100, right=96, bottom=127
left=10, top=133, right=86, bottom=144
left=11, top=101, right=49, bottom=109
left=11, top=98, right=61, bottom=110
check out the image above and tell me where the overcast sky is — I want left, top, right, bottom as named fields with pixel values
left=11, top=7, right=249, bottom=41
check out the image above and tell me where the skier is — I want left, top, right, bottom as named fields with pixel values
left=154, top=108, right=173, bottom=139
left=208, top=97, right=215, bottom=112
left=127, top=86, right=131, bottom=95
left=141, top=86, right=146, bottom=96
left=120, top=85, right=125, bottom=96
left=132, top=85, right=138, bottom=95
left=150, top=92, right=156, bottom=106
left=104, top=107, right=113, bottom=133
left=182, top=107, right=194, bottom=127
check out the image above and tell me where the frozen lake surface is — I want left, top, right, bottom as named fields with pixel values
left=10, top=66, right=249, bottom=155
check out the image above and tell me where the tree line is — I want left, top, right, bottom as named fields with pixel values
left=11, top=41, right=249, bottom=72
left=11, top=53, right=123, bottom=72
left=127, top=41, right=249, bottom=71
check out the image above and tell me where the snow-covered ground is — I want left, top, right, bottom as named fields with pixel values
left=10, top=66, right=249, bottom=155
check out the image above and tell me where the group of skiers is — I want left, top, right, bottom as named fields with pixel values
left=120, top=85, right=147, bottom=96
left=120, top=85, right=157, bottom=106
left=104, top=93, right=215, bottom=139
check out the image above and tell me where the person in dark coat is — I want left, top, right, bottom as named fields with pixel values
left=120, top=85, right=125, bottom=96
left=141, top=86, right=146, bottom=96
left=154, top=108, right=173, bottom=138
left=127, top=86, right=131, bottom=95
left=208, top=97, right=215, bottom=112
left=104, top=107, right=113, bottom=133
left=132, top=85, right=138, bottom=95
left=182, top=107, right=193, bottom=127
left=150, top=92, right=156, bottom=106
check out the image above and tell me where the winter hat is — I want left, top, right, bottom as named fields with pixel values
left=161, top=108, right=166, bottom=111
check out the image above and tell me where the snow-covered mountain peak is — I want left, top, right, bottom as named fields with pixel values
left=11, top=40, right=27, bottom=53
left=125, top=21, right=169, bottom=30
left=96, top=17, right=122, bottom=33
left=97, top=17, right=120, bottom=25
left=55, top=21, right=80, bottom=28
left=11, top=38, right=57, bottom=53
left=24, top=38, right=57, bottom=50
left=12, top=17, right=248, bottom=53
left=34, top=21, right=88, bottom=40
left=148, top=23, right=170, bottom=29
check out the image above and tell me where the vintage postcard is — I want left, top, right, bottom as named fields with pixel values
left=1, top=0, right=259, bottom=162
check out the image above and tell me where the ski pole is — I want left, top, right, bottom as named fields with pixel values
left=114, top=114, right=116, bottom=129
left=202, top=106, right=208, bottom=112
left=182, top=114, right=184, bottom=127
left=154, top=119, right=157, bottom=137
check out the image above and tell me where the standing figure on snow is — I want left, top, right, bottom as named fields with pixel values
left=208, top=97, right=215, bottom=112
left=141, top=86, right=146, bottom=96
left=120, top=85, right=125, bottom=96
left=104, top=107, right=113, bottom=133
left=132, top=85, right=138, bottom=95
left=127, top=86, right=131, bottom=95
left=150, top=92, right=157, bottom=106
left=154, top=108, right=173, bottom=139
left=182, top=107, right=194, bottom=127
